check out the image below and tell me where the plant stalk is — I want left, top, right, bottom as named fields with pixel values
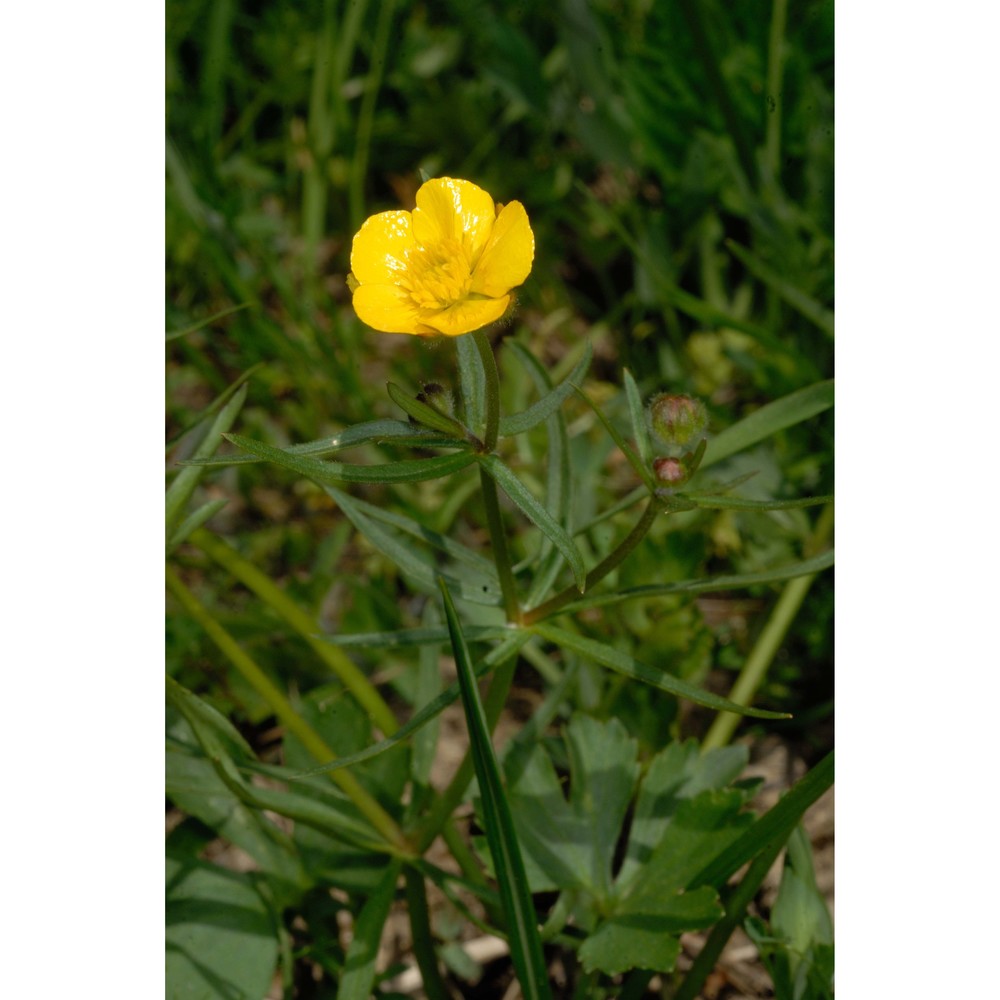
left=522, top=498, right=660, bottom=625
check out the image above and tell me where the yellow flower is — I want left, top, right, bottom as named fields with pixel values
left=348, top=177, right=534, bottom=337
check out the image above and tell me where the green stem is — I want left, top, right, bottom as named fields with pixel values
left=472, top=330, right=500, bottom=452
left=472, top=328, right=521, bottom=622
left=702, top=504, right=833, bottom=750
left=190, top=528, right=398, bottom=736
left=165, top=565, right=410, bottom=854
left=404, top=868, right=450, bottom=1000
left=522, top=499, right=659, bottom=626
left=413, top=655, right=518, bottom=853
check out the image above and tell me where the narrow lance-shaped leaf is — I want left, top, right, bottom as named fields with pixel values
left=551, top=549, right=834, bottom=616
left=623, top=368, right=652, bottom=467
left=533, top=623, right=789, bottom=719
left=184, top=419, right=460, bottom=468
left=439, top=578, right=553, bottom=1000
left=700, top=380, right=834, bottom=470
left=478, top=454, right=587, bottom=592
left=498, top=340, right=593, bottom=436
left=457, top=331, right=487, bottom=438
left=225, top=432, right=476, bottom=485
left=326, top=485, right=502, bottom=606
left=387, top=381, right=473, bottom=439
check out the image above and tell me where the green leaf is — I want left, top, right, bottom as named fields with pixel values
left=225, top=432, right=476, bottom=484
left=532, top=623, right=790, bottom=719
left=337, top=859, right=404, bottom=1000
left=185, top=419, right=462, bottom=468
left=617, top=741, right=749, bottom=885
left=579, top=780, right=755, bottom=976
left=166, top=855, right=278, bottom=1000
left=578, top=887, right=721, bottom=976
left=548, top=550, right=834, bottom=616
left=326, top=485, right=503, bottom=606
left=165, top=383, right=247, bottom=539
left=496, top=716, right=639, bottom=897
left=478, top=453, right=586, bottom=592
left=439, top=578, right=553, bottom=1000
left=166, top=362, right=264, bottom=448
left=690, top=751, right=834, bottom=891
left=623, top=368, right=652, bottom=467
left=701, top=380, right=834, bottom=470
left=387, top=381, right=472, bottom=438
left=457, top=332, right=487, bottom=438
left=498, top=339, right=592, bottom=436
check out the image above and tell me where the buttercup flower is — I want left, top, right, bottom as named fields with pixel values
left=348, top=177, right=534, bottom=336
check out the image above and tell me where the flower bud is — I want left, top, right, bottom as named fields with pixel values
left=653, top=456, right=691, bottom=488
left=648, top=394, right=708, bottom=449
left=416, top=382, right=455, bottom=416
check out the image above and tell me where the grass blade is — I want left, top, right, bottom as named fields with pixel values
left=533, top=623, right=789, bottom=720
left=439, top=579, right=553, bottom=1000
left=701, top=380, right=834, bottom=470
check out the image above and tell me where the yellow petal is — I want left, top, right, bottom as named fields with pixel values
left=412, top=178, right=496, bottom=258
left=350, top=210, right=415, bottom=285
left=469, top=200, right=534, bottom=298
left=422, top=295, right=510, bottom=337
left=353, top=284, right=432, bottom=335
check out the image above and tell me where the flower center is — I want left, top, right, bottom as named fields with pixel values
left=405, top=238, right=474, bottom=310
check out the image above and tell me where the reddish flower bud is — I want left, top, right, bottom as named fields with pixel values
left=653, top=456, right=691, bottom=487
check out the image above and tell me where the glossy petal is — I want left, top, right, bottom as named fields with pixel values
left=470, top=201, right=534, bottom=298
left=350, top=211, right=415, bottom=285
left=353, top=284, right=432, bottom=335
left=412, top=178, right=496, bottom=258
left=422, top=295, right=510, bottom=337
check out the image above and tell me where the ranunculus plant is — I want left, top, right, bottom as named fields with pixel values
left=167, top=177, right=833, bottom=1000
